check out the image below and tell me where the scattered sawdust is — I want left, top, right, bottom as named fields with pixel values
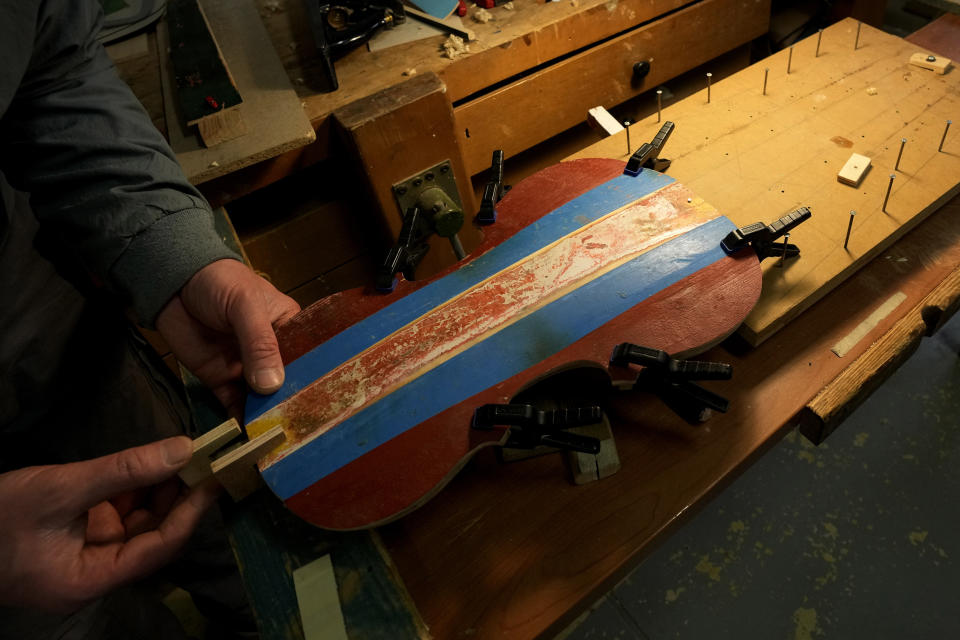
left=208, top=160, right=220, bottom=168
left=665, top=587, right=685, bottom=603
left=402, top=68, right=417, bottom=76
left=866, top=87, right=878, bottom=95
left=262, top=0, right=282, bottom=14
left=729, top=520, right=747, bottom=534
left=853, top=432, right=869, bottom=447
left=695, top=555, right=722, bottom=581
left=442, top=35, right=469, bottom=59
left=823, top=522, right=839, bottom=539
left=798, top=450, right=816, bottom=464
left=473, top=7, right=492, bottom=23
left=793, top=607, right=820, bottom=640
left=503, top=1, right=515, bottom=8
left=909, top=530, right=928, bottom=546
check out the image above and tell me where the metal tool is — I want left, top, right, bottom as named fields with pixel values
left=763, top=67, right=768, bottom=95
left=896, top=138, right=907, bottom=171
left=844, top=210, right=856, bottom=249
left=472, top=404, right=603, bottom=453
left=624, top=121, right=675, bottom=176
left=883, top=173, right=895, bottom=212
left=720, top=207, right=812, bottom=261
left=610, top=343, right=733, bottom=423
left=376, top=206, right=432, bottom=292
left=477, top=150, right=508, bottom=225
left=303, top=0, right=404, bottom=92
left=940, top=120, right=952, bottom=152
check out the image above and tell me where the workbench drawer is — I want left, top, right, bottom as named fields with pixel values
left=455, top=0, right=770, bottom=176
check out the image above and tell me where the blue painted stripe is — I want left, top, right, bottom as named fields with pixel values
left=265, top=216, right=734, bottom=499
left=245, top=170, right=675, bottom=423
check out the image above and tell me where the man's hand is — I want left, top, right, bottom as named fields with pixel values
left=0, top=437, right=220, bottom=613
left=156, top=259, right=301, bottom=416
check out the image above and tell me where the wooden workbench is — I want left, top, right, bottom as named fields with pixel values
left=191, top=12, right=960, bottom=640
left=368, top=17, right=960, bottom=640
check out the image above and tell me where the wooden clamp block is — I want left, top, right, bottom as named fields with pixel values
left=587, top=106, right=625, bottom=137
left=211, top=425, right=287, bottom=501
left=178, top=418, right=243, bottom=487
left=837, top=152, right=871, bottom=186
left=909, top=52, right=951, bottom=75
left=566, top=415, right=621, bottom=485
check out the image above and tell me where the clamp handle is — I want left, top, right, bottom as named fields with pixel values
left=472, top=403, right=602, bottom=453
left=624, top=121, right=675, bottom=176
left=720, top=206, right=812, bottom=260
left=477, top=150, right=507, bottom=225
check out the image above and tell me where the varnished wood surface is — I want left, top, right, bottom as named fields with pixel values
left=253, top=158, right=762, bottom=530
left=377, top=16, right=960, bottom=640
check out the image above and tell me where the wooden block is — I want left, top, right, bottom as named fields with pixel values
left=909, top=52, right=952, bottom=74
left=196, top=108, right=248, bottom=147
left=178, top=418, right=242, bottom=486
left=837, top=152, right=872, bottom=186
left=211, top=425, right=286, bottom=501
left=587, top=107, right=625, bottom=137
left=566, top=416, right=621, bottom=485
left=293, top=555, right=349, bottom=640
left=332, top=72, right=479, bottom=280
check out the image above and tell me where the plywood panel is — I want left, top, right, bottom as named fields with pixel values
left=569, top=19, right=960, bottom=344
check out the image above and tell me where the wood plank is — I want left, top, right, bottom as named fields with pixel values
left=210, top=425, right=286, bottom=500
left=837, top=152, right=872, bottom=185
left=799, top=267, right=960, bottom=443
left=157, top=0, right=315, bottom=184
left=332, top=72, right=480, bottom=279
left=455, top=0, right=770, bottom=175
left=178, top=418, right=242, bottom=486
left=569, top=19, right=960, bottom=344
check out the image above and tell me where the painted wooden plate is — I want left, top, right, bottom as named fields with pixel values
left=244, top=158, right=762, bottom=530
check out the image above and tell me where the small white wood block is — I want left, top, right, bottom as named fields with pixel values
left=909, top=52, right=951, bottom=75
left=837, top=153, right=871, bottom=186
left=587, top=106, right=625, bottom=137
left=178, top=418, right=243, bottom=487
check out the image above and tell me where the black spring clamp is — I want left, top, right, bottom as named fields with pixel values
left=720, top=207, right=812, bottom=261
left=471, top=403, right=602, bottom=453
left=624, top=121, right=675, bottom=176
left=610, top=343, right=733, bottom=424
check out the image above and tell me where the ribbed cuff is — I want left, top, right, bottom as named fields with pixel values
left=110, top=206, right=241, bottom=328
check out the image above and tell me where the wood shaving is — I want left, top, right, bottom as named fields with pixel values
left=402, top=68, right=417, bottom=76
left=262, top=0, right=282, bottom=13
left=473, top=8, right=492, bottom=23
left=504, top=1, right=515, bottom=8
left=866, top=87, right=878, bottom=95
left=443, top=35, right=469, bottom=59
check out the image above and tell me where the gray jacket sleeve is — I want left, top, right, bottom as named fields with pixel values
left=0, top=0, right=240, bottom=327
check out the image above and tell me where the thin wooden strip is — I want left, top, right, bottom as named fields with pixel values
left=830, top=291, right=906, bottom=357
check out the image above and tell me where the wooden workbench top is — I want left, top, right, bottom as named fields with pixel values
left=376, top=17, right=960, bottom=640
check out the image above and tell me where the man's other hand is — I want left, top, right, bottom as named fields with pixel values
left=0, top=437, right=220, bottom=613
left=156, top=259, right=301, bottom=416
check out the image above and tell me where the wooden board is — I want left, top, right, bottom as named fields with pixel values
left=454, top=0, right=770, bottom=175
left=244, top=158, right=762, bottom=530
left=569, top=19, right=960, bottom=344
left=157, top=0, right=315, bottom=184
